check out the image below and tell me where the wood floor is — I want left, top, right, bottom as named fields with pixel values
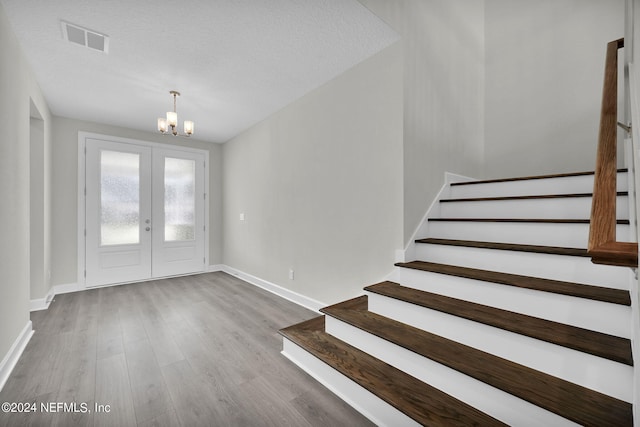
left=0, top=272, right=374, bottom=427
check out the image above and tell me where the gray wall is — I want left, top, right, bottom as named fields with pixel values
left=223, top=43, right=403, bottom=305
left=51, top=117, right=223, bottom=288
left=484, top=0, right=625, bottom=178
left=359, top=0, right=486, bottom=244
left=0, top=2, right=52, bottom=360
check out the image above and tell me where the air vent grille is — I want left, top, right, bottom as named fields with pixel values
left=61, top=21, right=109, bottom=53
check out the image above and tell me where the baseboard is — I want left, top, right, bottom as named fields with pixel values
left=30, top=287, right=56, bottom=312
left=221, top=265, right=325, bottom=313
left=207, top=264, right=224, bottom=272
left=30, top=283, right=79, bottom=312
left=53, top=282, right=80, bottom=295
left=0, top=321, right=33, bottom=392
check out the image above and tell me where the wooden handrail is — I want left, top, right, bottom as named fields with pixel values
left=588, top=38, right=638, bottom=267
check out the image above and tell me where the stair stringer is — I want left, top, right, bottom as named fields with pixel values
left=399, top=171, right=475, bottom=263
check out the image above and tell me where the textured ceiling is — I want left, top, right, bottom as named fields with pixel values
left=1, top=0, right=398, bottom=143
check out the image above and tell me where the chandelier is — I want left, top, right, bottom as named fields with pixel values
left=157, top=90, right=194, bottom=137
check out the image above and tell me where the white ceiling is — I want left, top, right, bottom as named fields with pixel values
left=1, top=0, right=399, bottom=143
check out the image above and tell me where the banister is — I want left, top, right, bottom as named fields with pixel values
left=588, top=38, right=638, bottom=267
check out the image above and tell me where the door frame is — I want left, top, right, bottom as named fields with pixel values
left=77, top=132, right=210, bottom=290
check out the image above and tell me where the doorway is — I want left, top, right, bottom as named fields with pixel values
left=29, top=100, right=50, bottom=303
left=81, top=134, right=207, bottom=287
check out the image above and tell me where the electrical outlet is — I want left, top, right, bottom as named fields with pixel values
left=239, top=213, right=245, bottom=221
left=289, top=269, right=294, bottom=280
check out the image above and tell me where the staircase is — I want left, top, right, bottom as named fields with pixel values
left=280, top=170, right=635, bottom=426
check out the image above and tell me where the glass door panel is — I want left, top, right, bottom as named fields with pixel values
left=100, top=150, right=141, bottom=246
left=164, top=157, right=196, bottom=242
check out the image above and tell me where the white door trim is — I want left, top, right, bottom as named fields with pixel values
left=77, top=132, right=209, bottom=290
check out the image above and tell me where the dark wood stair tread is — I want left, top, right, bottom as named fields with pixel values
left=279, top=313, right=506, bottom=426
left=416, top=238, right=589, bottom=257
left=395, top=260, right=631, bottom=306
left=364, top=282, right=632, bottom=365
left=440, top=191, right=627, bottom=203
left=428, top=218, right=631, bottom=224
left=450, top=169, right=627, bottom=187
left=321, top=296, right=632, bottom=427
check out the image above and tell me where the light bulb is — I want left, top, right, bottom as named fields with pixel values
left=184, top=120, right=194, bottom=136
left=157, top=117, right=167, bottom=133
left=166, top=111, right=177, bottom=127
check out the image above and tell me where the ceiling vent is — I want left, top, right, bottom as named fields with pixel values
left=61, top=21, right=109, bottom=53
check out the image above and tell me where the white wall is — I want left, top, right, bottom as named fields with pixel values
left=0, top=1, right=52, bottom=361
left=29, top=111, right=50, bottom=302
left=485, top=0, right=626, bottom=178
left=223, top=43, right=403, bottom=305
left=51, top=117, right=223, bottom=287
left=359, top=0, right=486, bottom=244
left=634, top=0, right=640, bottom=79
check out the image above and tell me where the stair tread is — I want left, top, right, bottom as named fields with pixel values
left=279, top=167, right=635, bottom=425
left=324, top=295, right=368, bottom=311
left=395, top=261, right=631, bottom=306
left=416, top=238, right=589, bottom=257
left=364, top=281, right=632, bottom=365
left=450, top=169, right=628, bottom=187
left=428, top=218, right=631, bottom=224
left=321, top=297, right=632, bottom=427
left=440, top=191, right=627, bottom=203
left=279, top=312, right=507, bottom=427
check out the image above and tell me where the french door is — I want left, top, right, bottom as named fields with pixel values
left=85, top=138, right=205, bottom=287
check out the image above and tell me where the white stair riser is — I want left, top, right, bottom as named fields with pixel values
left=325, top=316, right=581, bottom=426
left=413, top=244, right=629, bottom=289
left=363, top=294, right=633, bottom=402
left=438, top=196, right=628, bottom=219
left=424, top=221, right=632, bottom=247
left=449, top=173, right=628, bottom=199
left=281, top=340, right=420, bottom=427
left=391, top=267, right=631, bottom=338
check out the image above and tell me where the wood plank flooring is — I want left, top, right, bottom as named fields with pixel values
left=0, top=272, right=373, bottom=427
